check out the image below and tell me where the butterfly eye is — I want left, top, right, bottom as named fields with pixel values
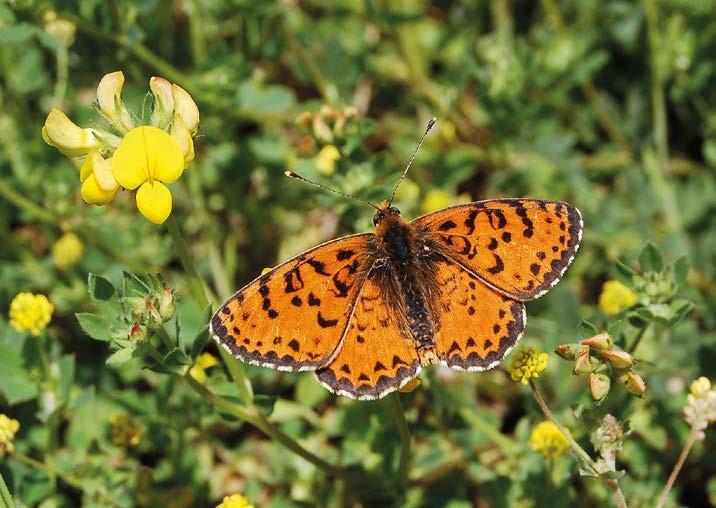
left=372, top=213, right=383, bottom=226
left=388, top=206, right=401, bottom=216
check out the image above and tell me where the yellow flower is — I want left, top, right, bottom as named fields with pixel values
left=691, top=377, right=712, bottom=398
left=315, top=145, right=341, bottom=175
left=508, top=347, right=548, bottom=384
left=189, top=353, right=219, bottom=384
left=42, top=108, right=100, bottom=157
left=43, top=12, right=75, bottom=48
left=216, top=494, right=255, bottom=508
left=109, top=414, right=142, bottom=447
left=9, top=292, right=53, bottom=336
left=421, top=188, right=451, bottom=214
left=112, top=126, right=184, bottom=224
left=79, top=150, right=120, bottom=205
left=529, top=421, right=569, bottom=459
left=598, top=280, right=638, bottom=315
left=172, top=84, right=200, bottom=134
left=96, top=71, right=134, bottom=133
left=53, top=232, right=84, bottom=269
left=0, top=414, right=20, bottom=457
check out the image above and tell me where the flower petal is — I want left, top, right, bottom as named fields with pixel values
left=172, top=84, right=199, bottom=134
left=97, top=71, right=124, bottom=116
left=113, top=126, right=184, bottom=187
left=81, top=173, right=118, bottom=205
left=150, top=77, right=174, bottom=129
left=43, top=108, right=99, bottom=157
left=170, top=114, right=195, bottom=169
left=91, top=152, right=119, bottom=192
left=80, top=154, right=93, bottom=182
left=136, top=181, right=172, bottom=224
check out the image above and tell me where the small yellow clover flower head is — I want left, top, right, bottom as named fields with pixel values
left=112, top=126, right=185, bottom=224
left=598, top=280, right=638, bottom=315
left=9, top=292, right=53, bottom=336
left=0, top=414, right=20, bottom=457
left=189, top=353, right=219, bottom=385
left=216, top=494, right=255, bottom=508
left=508, top=347, right=548, bottom=384
left=109, top=414, right=142, bottom=448
left=529, top=420, right=569, bottom=460
left=315, top=144, right=341, bottom=176
left=684, top=376, right=716, bottom=440
left=53, top=232, right=84, bottom=269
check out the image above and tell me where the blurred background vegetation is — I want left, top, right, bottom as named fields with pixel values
left=1, top=0, right=715, bottom=506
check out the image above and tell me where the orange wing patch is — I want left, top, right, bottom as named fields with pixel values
left=413, top=199, right=582, bottom=301
left=432, top=256, right=525, bottom=371
left=210, top=234, right=373, bottom=372
left=316, top=273, right=421, bottom=400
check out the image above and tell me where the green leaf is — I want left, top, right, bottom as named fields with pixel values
left=613, top=258, right=638, bottom=285
left=579, top=320, right=599, bottom=337
left=87, top=273, right=116, bottom=301
left=76, top=313, right=112, bottom=341
left=638, top=242, right=663, bottom=273
left=106, top=347, right=134, bottom=367
left=58, top=354, right=75, bottom=405
left=254, top=394, right=278, bottom=418
left=0, top=23, right=36, bottom=44
left=295, top=373, right=329, bottom=408
left=672, top=255, right=690, bottom=288
left=0, top=342, right=38, bottom=404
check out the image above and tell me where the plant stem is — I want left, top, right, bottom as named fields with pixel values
left=156, top=326, right=176, bottom=350
left=12, top=452, right=84, bottom=490
left=529, top=380, right=628, bottom=508
left=53, top=44, right=69, bottom=108
left=385, top=393, right=411, bottom=488
left=0, top=472, right=13, bottom=508
left=656, top=427, right=699, bottom=508
left=184, top=374, right=347, bottom=478
left=0, top=179, right=57, bottom=224
left=627, top=323, right=650, bottom=353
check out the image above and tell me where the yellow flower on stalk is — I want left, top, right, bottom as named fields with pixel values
left=216, top=494, right=255, bottom=508
left=508, top=347, right=548, bottom=385
left=529, top=421, right=569, bottom=459
left=111, top=126, right=184, bottom=224
left=598, top=280, right=638, bottom=315
left=315, top=144, right=341, bottom=175
left=0, top=414, right=20, bottom=457
left=9, top=293, right=53, bottom=336
left=53, top=232, right=84, bottom=269
left=189, top=353, right=219, bottom=384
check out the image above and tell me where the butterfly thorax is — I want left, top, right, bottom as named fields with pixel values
left=373, top=208, right=440, bottom=366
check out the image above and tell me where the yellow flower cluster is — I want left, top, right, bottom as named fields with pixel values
left=315, top=145, right=341, bottom=175
left=529, top=420, right=568, bottom=459
left=189, top=353, right=219, bottom=384
left=508, top=347, right=548, bottom=384
left=684, top=376, right=716, bottom=440
left=43, top=71, right=200, bottom=224
left=0, top=414, right=20, bottom=456
left=216, top=494, right=255, bottom=508
left=53, top=232, right=84, bottom=269
left=598, top=280, right=638, bottom=315
left=109, top=414, right=142, bottom=447
left=9, top=292, right=53, bottom=336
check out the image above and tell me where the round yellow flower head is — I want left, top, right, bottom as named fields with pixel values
left=529, top=420, right=569, bottom=459
left=690, top=376, right=712, bottom=398
left=9, top=292, right=53, bottom=336
left=315, top=144, right=341, bottom=175
left=0, top=414, right=20, bottom=457
left=112, top=126, right=184, bottom=224
left=216, top=494, right=255, bottom=508
left=189, top=353, right=219, bottom=385
left=508, top=347, right=548, bottom=384
left=109, top=414, right=142, bottom=448
left=53, top=232, right=84, bottom=269
left=598, top=280, right=638, bottom=316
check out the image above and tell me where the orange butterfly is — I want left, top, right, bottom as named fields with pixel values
left=210, top=119, right=583, bottom=400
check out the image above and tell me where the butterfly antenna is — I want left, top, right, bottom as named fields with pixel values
left=388, top=117, right=436, bottom=207
left=284, top=171, right=379, bottom=210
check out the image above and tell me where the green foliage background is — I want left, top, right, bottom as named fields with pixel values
left=1, top=0, right=715, bottom=506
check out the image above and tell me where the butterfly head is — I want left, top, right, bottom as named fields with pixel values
left=373, top=202, right=402, bottom=227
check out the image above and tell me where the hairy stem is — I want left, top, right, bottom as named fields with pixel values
left=386, top=392, right=411, bottom=488
left=656, top=427, right=699, bottom=508
left=0, top=472, right=13, bottom=508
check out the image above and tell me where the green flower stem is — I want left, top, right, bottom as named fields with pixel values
left=627, top=323, right=650, bottom=354
left=53, top=44, right=69, bottom=108
left=0, top=179, right=57, bottom=224
left=165, top=215, right=255, bottom=405
left=458, top=406, right=518, bottom=455
left=156, top=326, right=176, bottom=351
left=0, top=472, right=13, bottom=508
left=385, top=392, right=411, bottom=488
left=184, top=374, right=348, bottom=479
left=656, top=426, right=699, bottom=508
left=529, top=380, right=628, bottom=508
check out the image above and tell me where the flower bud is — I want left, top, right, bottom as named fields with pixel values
left=79, top=151, right=119, bottom=205
left=172, top=84, right=199, bottom=134
left=573, top=346, right=595, bottom=375
left=170, top=114, right=195, bottom=168
left=42, top=109, right=99, bottom=157
left=581, top=332, right=613, bottom=351
left=145, top=300, right=163, bottom=330
left=312, top=114, right=333, bottom=143
left=621, top=371, right=647, bottom=397
left=554, top=343, right=579, bottom=360
left=96, top=71, right=134, bottom=132
left=690, top=377, right=712, bottom=398
left=601, top=349, right=634, bottom=369
left=44, top=15, right=76, bottom=48
left=150, top=77, right=174, bottom=129
left=159, top=286, right=176, bottom=321
left=130, top=323, right=147, bottom=341
left=124, top=297, right=146, bottom=314
left=588, top=373, right=611, bottom=404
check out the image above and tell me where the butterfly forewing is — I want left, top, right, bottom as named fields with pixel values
left=315, top=271, right=421, bottom=400
left=431, top=256, right=526, bottom=371
left=210, top=233, right=373, bottom=371
left=414, top=199, right=582, bottom=301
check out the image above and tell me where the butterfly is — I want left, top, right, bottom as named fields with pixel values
left=210, top=119, right=583, bottom=400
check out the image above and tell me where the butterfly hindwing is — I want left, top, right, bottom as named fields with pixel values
left=210, top=233, right=373, bottom=371
left=413, top=199, right=582, bottom=301
left=431, top=256, right=525, bottom=371
left=315, top=270, right=421, bottom=400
